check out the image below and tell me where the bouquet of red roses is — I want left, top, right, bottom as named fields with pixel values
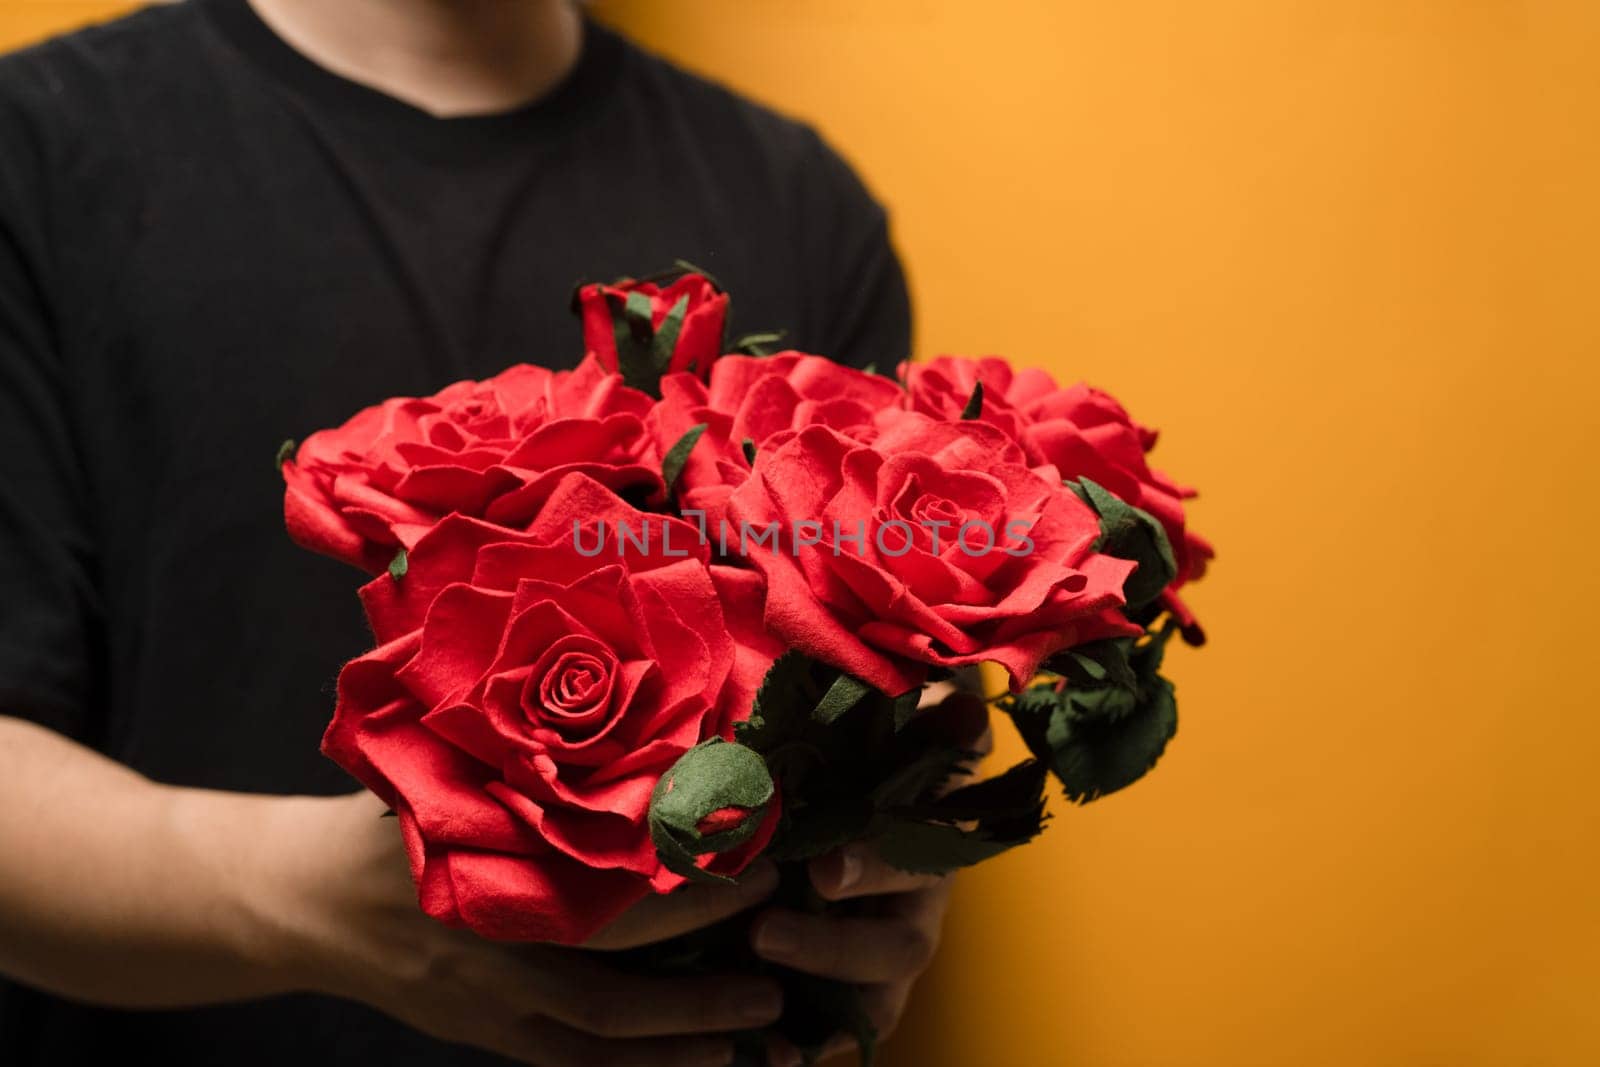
left=280, top=266, right=1211, bottom=1063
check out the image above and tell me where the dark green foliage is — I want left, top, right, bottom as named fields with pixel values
left=959, top=380, right=984, bottom=419
left=1067, top=476, right=1177, bottom=609
left=1004, top=624, right=1181, bottom=802
left=661, top=423, right=708, bottom=499
left=731, top=330, right=786, bottom=356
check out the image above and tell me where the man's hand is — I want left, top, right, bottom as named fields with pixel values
left=0, top=716, right=785, bottom=1067
left=266, top=790, right=785, bottom=1067
left=748, top=689, right=991, bottom=1065
left=751, top=846, right=953, bottom=1066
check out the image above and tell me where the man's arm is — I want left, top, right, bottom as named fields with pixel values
left=0, top=713, right=788, bottom=1066
left=0, top=714, right=307, bottom=1005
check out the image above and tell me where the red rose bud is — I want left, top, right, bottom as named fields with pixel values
left=576, top=271, right=730, bottom=394
left=649, top=738, right=778, bottom=884
left=696, top=805, right=757, bottom=837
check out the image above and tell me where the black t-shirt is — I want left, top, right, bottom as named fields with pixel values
left=0, top=1, right=910, bottom=1061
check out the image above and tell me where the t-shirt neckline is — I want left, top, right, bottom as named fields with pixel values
left=198, top=0, right=626, bottom=150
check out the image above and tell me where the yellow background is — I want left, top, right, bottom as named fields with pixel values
left=4, top=2, right=1598, bottom=1064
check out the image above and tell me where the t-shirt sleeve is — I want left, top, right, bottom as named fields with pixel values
left=0, top=75, right=103, bottom=741
left=795, top=128, right=913, bottom=372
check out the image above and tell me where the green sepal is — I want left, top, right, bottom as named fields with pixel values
left=387, top=548, right=408, bottom=581
left=732, top=330, right=785, bottom=356
left=275, top=438, right=296, bottom=468
left=607, top=290, right=662, bottom=396
left=648, top=738, right=775, bottom=885
left=1067, top=476, right=1177, bottom=609
left=661, top=423, right=708, bottom=499
left=891, top=688, right=921, bottom=731
left=741, top=437, right=757, bottom=465
left=650, top=293, right=691, bottom=372
left=813, top=672, right=873, bottom=725
left=671, top=258, right=722, bottom=289
left=959, top=380, right=984, bottom=419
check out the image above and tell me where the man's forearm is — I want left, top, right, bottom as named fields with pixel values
left=0, top=715, right=311, bottom=1006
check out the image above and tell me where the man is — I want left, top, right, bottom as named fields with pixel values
left=0, top=1, right=953, bottom=1064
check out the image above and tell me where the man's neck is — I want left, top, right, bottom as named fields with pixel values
left=246, top=0, right=584, bottom=117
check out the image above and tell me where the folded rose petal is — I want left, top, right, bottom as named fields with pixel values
left=727, top=420, right=1135, bottom=693
left=902, top=356, right=1212, bottom=637
left=282, top=355, right=662, bottom=573
left=320, top=474, right=779, bottom=944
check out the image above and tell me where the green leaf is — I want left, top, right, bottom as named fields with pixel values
left=275, top=438, right=296, bottom=468
left=650, top=293, right=691, bottom=372
left=959, top=380, right=984, bottom=419
left=1047, top=638, right=1138, bottom=690
left=649, top=738, right=775, bottom=884
left=387, top=548, right=408, bottom=581
left=813, top=672, right=873, bottom=725
left=765, top=799, right=877, bottom=862
left=891, top=688, right=921, bottom=731
left=671, top=258, right=722, bottom=290
left=874, top=815, right=1040, bottom=875
left=868, top=744, right=970, bottom=809
left=873, top=756, right=1050, bottom=876
left=1039, top=638, right=1142, bottom=722
left=861, top=361, right=878, bottom=376
left=1049, top=674, right=1177, bottom=803
left=1004, top=635, right=1181, bottom=804
left=661, top=423, right=708, bottom=499
left=732, top=330, right=786, bottom=356
left=904, top=758, right=1048, bottom=823
left=735, top=652, right=817, bottom=755
left=1067, top=477, right=1177, bottom=609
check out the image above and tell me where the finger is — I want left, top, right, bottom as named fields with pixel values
left=808, top=844, right=948, bottom=902
left=862, top=980, right=913, bottom=1042
left=750, top=908, right=937, bottom=984
left=585, top=860, right=779, bottom=949
left=531, top=955, right=783, bottom=1038
left=766, top=1034, right=803, bottom=1067
left=515, top=1015, right=736, bottom=1067
left=769, top=984, right=913, bottom=1066
left=962, top=724, right=995, bottom=763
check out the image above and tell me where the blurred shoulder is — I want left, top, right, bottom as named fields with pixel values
left=0, top=2, right=199, bottom=112
left=606, top=22, right=882, bottom=209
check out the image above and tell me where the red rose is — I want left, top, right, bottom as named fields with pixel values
left=322, top=474, right=782, bottom=944
left=903, top=356, right=1213, bottom=638
left=576, top=273, right=729, bottom=383
left=650, top=352, right=903, bottom=528
left=282, top=355, right=659, bottom=574
left=726, top=413, right=1140, bottom=696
